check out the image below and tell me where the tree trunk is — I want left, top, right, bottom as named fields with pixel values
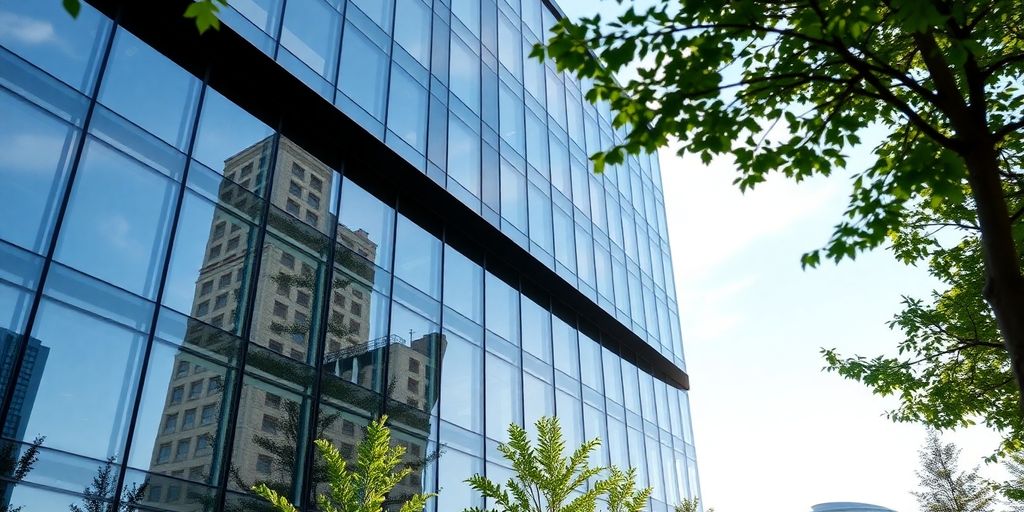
left=963, top=140, right=1024, bottom=412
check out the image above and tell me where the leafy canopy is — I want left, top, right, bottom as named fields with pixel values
left=534, top=0, right=1024, bottom=268
left=464, top=416, right=651, bottom=512
left=825, top=190, right=1024, bottom=457
left=253, top=415, right=435, bottom=512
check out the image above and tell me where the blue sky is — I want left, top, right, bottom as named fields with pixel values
left=553, top=1, right=1006, bottom=510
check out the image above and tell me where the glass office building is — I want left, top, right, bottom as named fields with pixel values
left=0, top=0, right=700, bottom=510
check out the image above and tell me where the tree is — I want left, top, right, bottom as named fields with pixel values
left=464, top=416, right=650, bottom=512
left=915, top=430, right=998, bottom=512
left=252, top=415, right=435, bottom=512
left=69, top=457, right=148, bottom=512
left=824, top=192, right=1023, bottom=456
left=0, top=436, right=44, bottom=512
left=537, top=0, right=1024, bottom=408
left=999, top=452, right=1024, bottom=510
left=674, top=497, right=713, bottom=512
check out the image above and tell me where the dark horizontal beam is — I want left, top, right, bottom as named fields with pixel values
left=85, top=0, right=689, bottom=391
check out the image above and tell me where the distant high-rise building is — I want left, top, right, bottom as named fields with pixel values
left=0, top=0, right=700, bottom=510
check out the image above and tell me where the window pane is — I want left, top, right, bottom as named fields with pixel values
left=525, top=112, right=547, bottom=174
left=394, top=0, right=431, bottom=65
left=0, top=0, right=110, bottom=91
left=551, top=315, right=578, bottom=379
left=447, top=114, right=480, bottom=196
left=0, top=89, right=77, bottom=254
left=497, top=14, right=521, bottom=78
left=387, top=67, right=428, bottom=153
left=499, top=160, right=527, bottom=231
left=250, top=233, right=327, bottom=364
left=442, top=245, right=483, bottom=323
left=553, top=207, right=575, bottom=271
left=520, top=295, right=550, bottom=362
left=13, top=274, right=148, bottom=460
left=270, top=138, right=338, bottom=234
left=498, top=83, right=524, bottom=154
left=128, top=339, right=233, bottom=485
left=280, top=0, right=341, bottom=78
left=338, top=180, right=394, bottom=269
left=602, top=348, right=623, bottom=405
left=485, top=272, right=518, bottom=343
left=484, top=352, right=520, bottom=441
left=162, top=189, right=261, bottom=334
left=621, top=359, right=640, bottom=411
left=338, top=25, right=388, bottom=120
left=439, top=334, right=482, bottom=431
left=191, top=88, right=274, bottom=194
left=452, top=0, right=480, bottom=35
left=324, top=271, right=390, bottom=393
left=55, top=138, right=178, bottom=299
left=522, top=372, right=552, bottom=435
left=227, top=359, right=313, bottom=501
left=449, top=35, right=480, bottom=112
left=99, top=30, right=201, bottom=151
left=230, top=0, right=282, bottom=35
left=437, top=450, right=482, bottom=512
left=527, top=184, right=552, bottom=252
left=350, top=0, right=392, bottom=30
left=579, top=332, right=602, bottom=392
left=394, top=215, right=441, bottom=299
left=550, top=136, right=570, bottom=195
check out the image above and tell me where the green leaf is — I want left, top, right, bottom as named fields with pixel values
left=62, top=0, right=81, bottom=18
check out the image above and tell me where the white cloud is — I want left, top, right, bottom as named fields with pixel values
left=661, top=148, right=842, bottom=281
left=0, top=12, right=56, bottom=46
left=0, top=132, right=70, bottom=174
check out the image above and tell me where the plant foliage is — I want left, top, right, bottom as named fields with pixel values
left=464, top=416, right=651, bottom=512
left=253, top=415, right=435, bottom=512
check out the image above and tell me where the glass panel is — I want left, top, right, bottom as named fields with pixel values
left=520, top=294, right=550, bottom=362
left=127, top=339, right=233, bottom=486
left=270, top=138, right=338, bottom=234
left=525, top=112, right=547, bottom=174
left=437, top=450, right=483, bottom=511
left=447, top=114, right=481, bottom=196
left=449, top=35, right=480, bottom=112
left=484, top=271, right=518, bottom=343
left=496, top=13, right=521, bottom=78
left=442, top=245, right=483, bottom=324
left=13, top=275, right=148, bottom=460
left=386, top=305, right=441, bottom=414
left=388, top=66, right=429, bottom=153
left=338, top=180, right=394, bottom=270
left=394, top=0, right=431, bottom=65
left=191, top=88, right=275, bottom=194
left=280, top=0, right=341, bottom=78
left=550, top=136, right=570, bottom=195
left=99, top=29, right=201, bottom=151
left=498, top=83, right=524, bottom=154
left=249, top=232, right=327, bottom=365
left=527, top=184, right=552, bottom=252
left=231, top=0, right=282, bottom=35
left=621, top=359, right=640, bottom=413
left=54, top=138, right=178, bottom=299
left=338, top=25, right=388, bottom=120
left=579, top=332, right=602, bottom=392
left=522, top=372, right=552, bottom=436
left=499, top=160, right=527, bottom=231
left=0, top=89, right=77, bottom=254
left=226, top=351, right=314, bottom=505
left=551, top=315, right=578, bottom=379
left=350, top=0, right=392, bottom=30
left=555, top=390, right=582, bottom=449
left=0, top=0, right=110, bottom=91
left=439, top=333, right=481, bottom=431
left=452, top=0, right=480, bottom=35
left=484, top=352, right=520, bottom=441
left=394, top=214, right=441, bottom=299
left=607, top=416, right=627, bottom=469
left=602, top=348, right=623, bottom=405
left=553, top=207, right=575, bottom=271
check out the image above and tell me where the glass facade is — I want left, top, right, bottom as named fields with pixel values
left=0, top=0, right=700, bottom=511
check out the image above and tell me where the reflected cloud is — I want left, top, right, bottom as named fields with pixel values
left=0, top=132, right=70, bottom=174
left=0, top=12, right=56, bottom=45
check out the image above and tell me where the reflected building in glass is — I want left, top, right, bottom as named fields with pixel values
left=0, top=0, right=701, bottom=511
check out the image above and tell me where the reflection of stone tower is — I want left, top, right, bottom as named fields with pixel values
left=143, top=138, right=410, bottom=509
